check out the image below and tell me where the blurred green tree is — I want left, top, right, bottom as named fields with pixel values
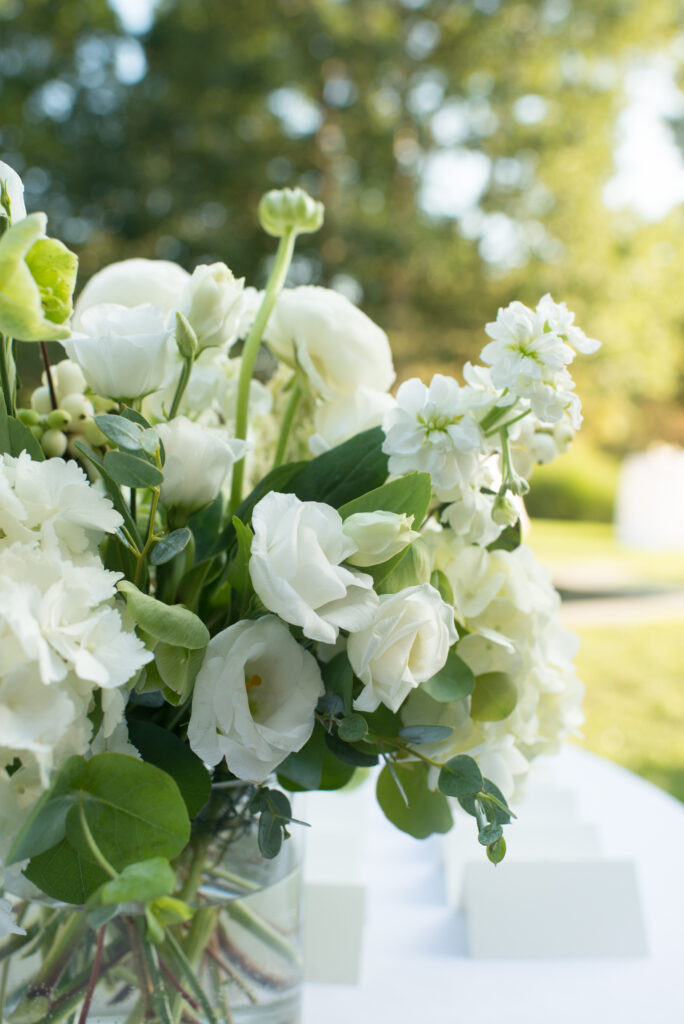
left=2, top=0, right=684, bottom=449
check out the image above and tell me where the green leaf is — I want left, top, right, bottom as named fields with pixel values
left=470, top=672, right=517, bottom=721
left=373, top=539, right=432, bottom=593
left=118, top=580, right=209, bottom=649
left=376, top=761, right=453, bottom=839
left=258, top=811, right=282, bottom=859
left=226, top=516, right=253, bottom=595
left=0, top=387, right=10, bottom=454
left=150, top=528, right=192, bottom=566
left=398, top=725, right=453, bottom=744
left=459, top=779, right=512, bottom=825
left=277, top=725, right=327, bottom=790
left=127, top=720, right=211, bottom=818
left=119, top=407, right=152, bottom=429
left=438, top=755, right=483, bottom=798
left=73, top=440, right=143, bottom=547
left=487, top=521, right=521, bottom=553
left=153, top=642, right=205, bottom=702
left=478, top=823, right=503, bottom=846
left=8, top=416, right=44, bottom=460
left=322, top=653, right=354, bottom=713
left=338, top=714, right=368, bottom=742
left=421, top=648, right=475, bottom=703
left=324, top=731, right=378, bottom=767
left=7, top=756, right=84, bottom=864
left=99, top=858, right=175, bottom=905
left=94, top=413, right=143, bottom=451
left=24, top=837, right=109, bottom=905
left=487, top=836, right=507, bottom=864
left=286, top=427, right=388, bottom=507
left=104, top=449, right=163, bottom=488
left=430, top=569, right=454, bottom=606
left=339, top=471, right=431, bottom=523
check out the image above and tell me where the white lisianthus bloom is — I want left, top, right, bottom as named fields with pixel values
left=72, top=258, right=190, bottom=329
left=481, top=301, right=574, bottom=391
left=0, top=453, right=122, bottom=555
left=343, top=511, right=418, bottom=568
left=249, top=491, right=378, bottom=644
left=180, top=262, right=245, bottom=351
left=382, top=375, right=487, bottom=498
left=188, top=616, right=324, bottom=781
left=265, top=286, right=395, bottom=398
left=349, top=583, right=457, bottom=713
left=66, top=303, right=171, bottom=401
left=156, top=417, right=248, bottom=514
left=536, top=293, right=601, bottom=354
left=0, top=161, right=27, bottom=223
left=308, top=388, right=395, bottom=455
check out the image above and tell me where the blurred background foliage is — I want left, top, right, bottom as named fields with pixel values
left=2, top=0, right=683, bottom=795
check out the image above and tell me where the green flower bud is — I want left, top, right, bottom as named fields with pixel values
left=258, top=187, right=324, bottom=238
left=175, top=311, right=199, bottom=360
left=46, top=408, right=72, bottom=431
left=492, top=494, right=519, bottom=527
left=0, top=213, right=78, bottom=342
left=40, top=428, right=68, bottom=457
left=17, top=407, right=41, bottom=426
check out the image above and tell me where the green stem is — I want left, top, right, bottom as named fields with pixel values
left=230, top=228, right=297, bottom=511
left=165, top=913, right=220, bottom=1024
left=272, top=376, right=303, bottom=468
left=134, top=485, right=161, bottom=586
left=27, top=913, right=89, bottom=997
left=168, top=355, right=194, bottom=420
left=484, top=406, right=530, bottom=437
left=224, top=901, right=301, bottom=965
left=78, top=801, right=117, bottom=879
left=0, top=333, right=14, bottom=415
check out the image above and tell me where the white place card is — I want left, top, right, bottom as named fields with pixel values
left=463, top=859, right=648, bottom=958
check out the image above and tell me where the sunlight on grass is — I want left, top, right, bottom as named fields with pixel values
left=575, top=621, right=684, bottom=801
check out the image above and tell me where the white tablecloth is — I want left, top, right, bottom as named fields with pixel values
left=302, top=748, right=684, bottom=1023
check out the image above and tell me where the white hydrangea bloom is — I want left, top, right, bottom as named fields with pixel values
left=382, top=375, right=488, bottom=498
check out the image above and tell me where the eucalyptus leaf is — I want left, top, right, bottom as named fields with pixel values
left=338, top=714, right=368, bottom=742
left=398, top=725, right=453, bottom=744
left=118, top=580, right=209, bottom=649
left=103, top=449, right=163, bottom=488
left=94, top=413, right=143, bottom=451
left=324, top=731, right=378, bottom=767
left=459, top=778, right=512, bottom=825
left=487, top=836, right=507, bottom=864
left=322, top=653, right=353, bottom=713
left=277, top=725, right=327, bottom=791
left=478, top=823, right=503, bottom=846
left=258, top=811, right=282, bottom=859
left=470, top=671, right=517, bottom=721
left=376, top=761, right=452, bottom=839
left=150, top=528, right=192, bottom=566
left=438, top=754, right=483, bottom=799
left=421, top=648, right=475, bottom=703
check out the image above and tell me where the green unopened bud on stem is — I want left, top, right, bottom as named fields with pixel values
left=258, top=187, right=324, bottom=238
left=175, top=311, right=199, bottom=360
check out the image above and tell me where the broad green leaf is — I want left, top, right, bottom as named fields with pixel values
left=285, top=427, right=388, bottom=508
left=376, top=762, right=452, bottom=839
left=470, top=671, right=517, bottom=721
left=104, top=449, right=163, bottom=488
left=63, top=753, right=190, bottom=875
left=278, top=725, right=327, bottom=791
left=226, top=516, right=253, bottom=595
left=127, top=719, right=211, bottom=818
left=421, top=649, right=475, bottom=703
left=324, top=731, right=378, bottom=767
left=373, top=540, right=432, bottom=593
left=430, top=569, right=454, bottom=606
left=8, top=416, right=44, bottom=460
left=150, top=528, right=192, bottom=566
left=24, top=836, right=109, bottom=905
left=339, top=472, right=431, bottom=524
left=94, top=413, right=143, bottom=451
left=438, top=754, right=483, bottom=799
left=322, top=653, right=354, bottom=713
left=258, top=811, right=282, bottom=859
left=99, top=858, right=175, bottom=905
left=478, top=823, right=503, bottom=846
left=120, top=407, right=153, bottom=429
left=153, top=641, right=205, bottom=702
left=118, top=580, right=209, bottom=649
left=7, top=756, right=83, bottom=864
left=398, top=725, right=453, bottom=744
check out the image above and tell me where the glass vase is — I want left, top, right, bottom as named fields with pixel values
left=1, top=787, right=303, bottom=1024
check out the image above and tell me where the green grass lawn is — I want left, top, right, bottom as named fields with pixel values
left=526, top=520, right=684, bottom=803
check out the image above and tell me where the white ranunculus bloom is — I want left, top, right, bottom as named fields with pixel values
left=66, top=303, right=171, bottom=401
left=265, top=286, right=395, bottom=398
left=249, top=491, right=378, bottom=644
left=343, top=511, right=418, bottom=568
left=349, top=583, right=458, bottom=713
left=382, top=375, right=487, bottom=498
left=0, top=161, right=26, bottom=223
left=308, top=388, right=395, bottom=455
left=188, top=616, right=324, bottom=781
left=156, top=417, right=248, bottom=514
left=0, top=452, right=122, bottom=556
left=180, top=262, right=244, bottom=351
left=72, top=258, right=190, bottom=329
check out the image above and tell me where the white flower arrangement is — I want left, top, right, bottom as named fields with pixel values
left=0, top=163, right=601, bottom=1017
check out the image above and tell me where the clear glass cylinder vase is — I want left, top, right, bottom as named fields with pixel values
left=1, top=797, right=303, bottom=1024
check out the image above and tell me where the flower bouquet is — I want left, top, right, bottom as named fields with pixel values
left=0, top=159, right=599, bottom=1024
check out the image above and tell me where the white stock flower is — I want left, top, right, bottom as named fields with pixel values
left=349, top=583, right=458, bottom=713
left=73, top=258, right=190, bottom=328
left=536, top=293, right=601, bottom=354
left=265, top=286, right=395, bottom=398
left=66, top=303, right=171, bottom=401
left=0, top=161, right=26, bottom=223
left=180, top=262, right=244, bottom=351
left=249, top=491, right=378, bottom=644
left=382, top=375, right=486, bottom=497
left=343, top=511, right=418, bottom=568
left=188, top=616, right=324, bottom=781
left=481, top=301, right=574, bottom=390
left=308, top=388, right=395, bottom=455
left=441, top=485, right=503, bottom=547
left=0, top=453, right=122, bottom=556
left=156, top=417, right=248, bottom=514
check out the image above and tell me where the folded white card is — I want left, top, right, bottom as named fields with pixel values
left=463, top=859, right=648, bottom=958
